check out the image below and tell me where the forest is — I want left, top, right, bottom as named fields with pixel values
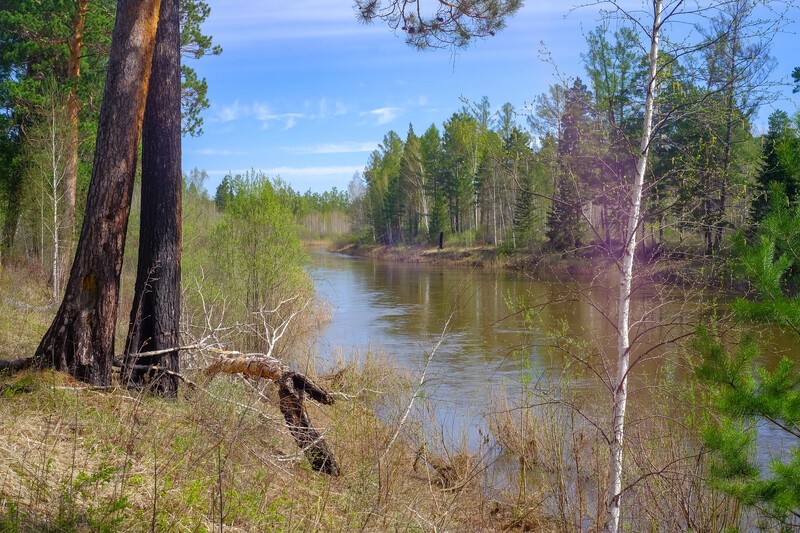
left=2, top=0, right=800, bottom=531
left=351, top=30, right=800, bottom=258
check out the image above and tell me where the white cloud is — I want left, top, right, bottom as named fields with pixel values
left=216, top=100, right=248, bottom=122
left=194, top=148, right=247, bottom=156
left=204, top=2, right=377, bottom=43
left=283, top=114, right=302, bottom=129
left=317, top=98, right=348, bottom=118
left=252, top=102, right=273, bottom=121
left=284, top=142, right=377, bottom=155
left=364, top=107, right=401, bottom=125
left=204, top=165, right=362, bottom=179
left=215, top=100, right=305, bottom=129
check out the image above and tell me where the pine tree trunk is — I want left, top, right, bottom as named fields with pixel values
left=605, top=1, right=661, bottom=531
left=34, top=0, right=162, bottom=386
left=123, top=0, right=181, bottom=396
left=62, top=0, right=89, bottom=284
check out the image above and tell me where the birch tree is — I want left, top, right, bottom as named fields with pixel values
left=21, top=83, right=70, bottom=300
left=603, top=6, right=661, bottom=530
left=579, top=1, right=788, bottom=530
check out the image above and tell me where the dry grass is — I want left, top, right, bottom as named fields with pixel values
left=0, top=366, right=433, bottom=531
left=0, top=250, right=533, bottom=531
left=0, top=264, right=53, bottom=360
left=0, top=339, right=538, bottom=532
left=483, top=378, right=750, bottom=532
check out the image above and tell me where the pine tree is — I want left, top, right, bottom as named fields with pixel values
left=696, top=189, right=800, bottom=524
left=545, top=78, right=594, bottom=251
left=751, top=110, right=800, bottom=222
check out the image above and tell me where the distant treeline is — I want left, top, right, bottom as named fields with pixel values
left=214, top=172, right=351, bottom=240
left=348, top=22, right=800, bottom=256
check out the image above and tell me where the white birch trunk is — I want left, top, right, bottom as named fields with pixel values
left=419, top=161, right=430, bottom=234
left=49, top=101, right=62, bottom=300
left=492, top=174, right=498, bottom=245
left=605, top=1, right=661, bottom=531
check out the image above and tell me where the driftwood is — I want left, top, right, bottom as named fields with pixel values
left=205, top=355, right=340, bottom=476
left=0, top=357, right=34, bottom=373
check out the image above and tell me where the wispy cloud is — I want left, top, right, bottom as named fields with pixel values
left=207, top=2, right=379, bottom=43
left=215, top=101, right=304, bottom=129
left=316, top=98, right=348, bottom=118
left=206, top=1, right=563, bottom=44
left=194, top=148, right=247, bottom=156
left=363, top=107, right=401, bottom=125
left=217, top=100, right=248, bottom=122
left=252, top=102, right=273, bottom=121
left=205, top=165, right=362, bottom=178
left=284, top=142, right=376, bottom=155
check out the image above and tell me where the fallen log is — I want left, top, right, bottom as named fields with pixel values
left=0, top=357, right=34, bottom=373
left=205, top=355, right=340, bottom=476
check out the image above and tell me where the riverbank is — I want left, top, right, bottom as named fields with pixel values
left=0, top=251, right=751, bottom=531
left=0, top=358, right=555, bottom=531
left=329, top=241, right=727, bottom=288
left=331, top=242, right=506, bottom=268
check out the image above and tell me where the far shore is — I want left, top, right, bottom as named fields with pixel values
left=325, top=240, right=739, bottom=292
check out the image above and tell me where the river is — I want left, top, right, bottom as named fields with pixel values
left=308, top=249, right=705, bottom=442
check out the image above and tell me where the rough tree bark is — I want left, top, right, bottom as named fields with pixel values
left=34, top=0, right=162, bottom=386
left=62, top=0, right=89, bottom=283
left=123, top=0, right=182, bottom=396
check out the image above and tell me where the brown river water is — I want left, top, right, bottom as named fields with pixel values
left=309, top=248, right=795, bottom=461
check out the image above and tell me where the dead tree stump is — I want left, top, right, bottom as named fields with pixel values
left=205, top=355, right=340, bottom=476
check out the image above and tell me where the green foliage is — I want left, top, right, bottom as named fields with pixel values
left=545, top=78, right=594, bottom=251
left=210, top=172, right=309, bottom=309
left=360, top=99, right=541, bottom=247
left=696, top=197, right=800, bottom=522
left=0, top=0, right=112, bottom=255
left=513, top=161, right=546, bottom=246
left=214, top=175, right=235, bottom=211
left=0, top=0, right=219, bottom=260
left=180, top=0, right=222, bottom=137
left=14, top=79, right=70, bottom=266
left=184, top=172, right=313, bottom=354
left=793, top=67, right=799, bottom=94
left=583, top=23, right=644, bottom=131
left=751, top=110, right=800, bottom=222
left=364, top=131, right=405, bottom=244
left=354, top=0, right=522, bottom=50
left=732, top=189, right=800, bottom=327
left=695, top=329, right=800, bottom=521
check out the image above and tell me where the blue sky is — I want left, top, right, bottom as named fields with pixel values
left=182, top=1, right=800, bottom=195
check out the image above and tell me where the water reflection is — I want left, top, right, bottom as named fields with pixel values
left=310, top=249, right=682, bottom=439
left=309, top=248, right=796, bottom=517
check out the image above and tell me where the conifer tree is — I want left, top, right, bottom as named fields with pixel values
left=696, top=188, right=800, bottom=525
left=545, top=78, right=594, bottom=251
left=751, top=110, right=800, bottom=222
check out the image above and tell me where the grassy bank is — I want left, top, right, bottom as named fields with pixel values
left=0, top=356, right=554, bottom=532
left=330, top=240, right=737, bottom=292
left=0, top=251, right=747, bottom=531
left=331, top=242, right=505, bottom=269
left=0, top=260, right=552, bottom=532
